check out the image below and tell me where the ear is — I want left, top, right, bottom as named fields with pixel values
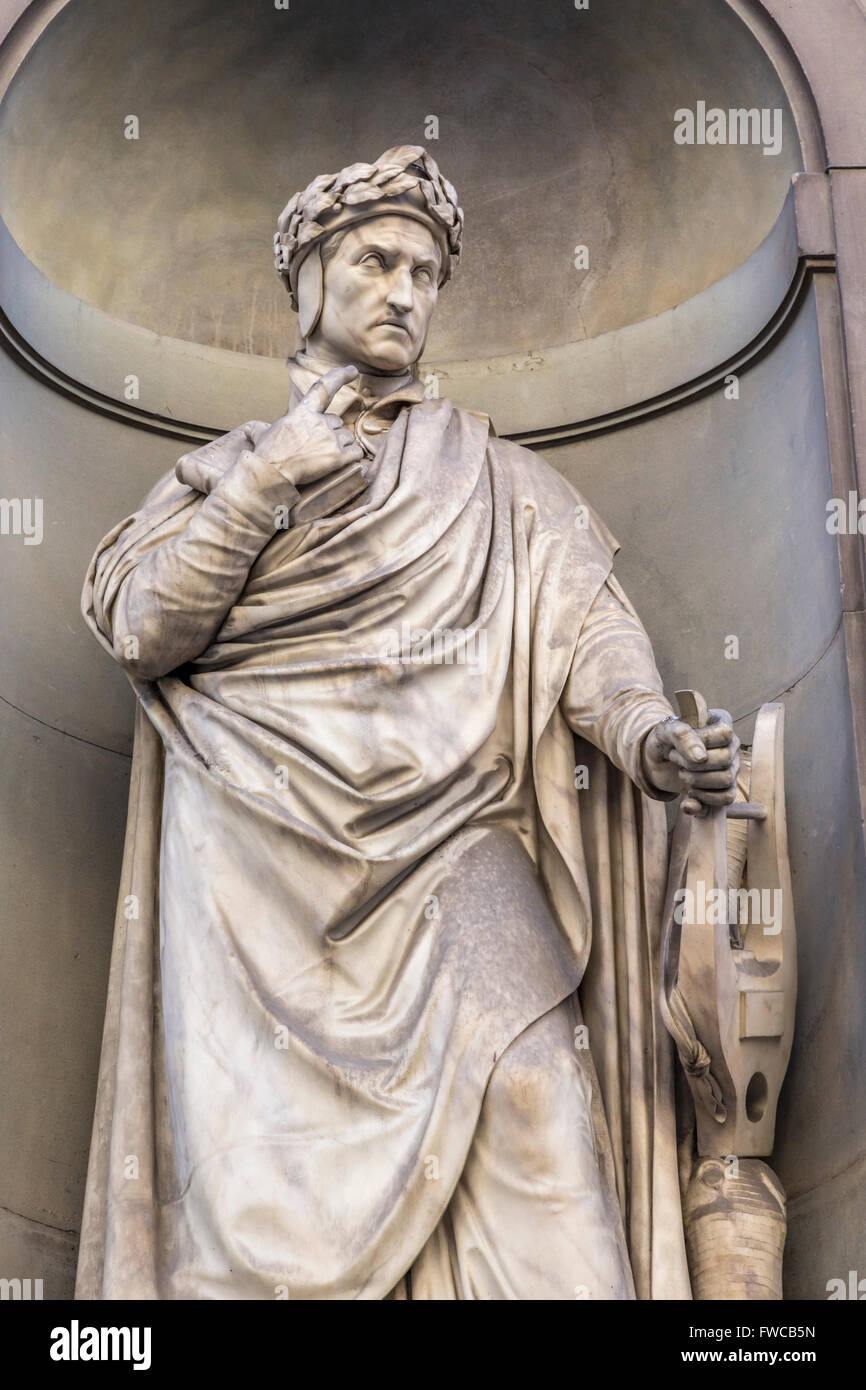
left=297, top=246, right=324, bottom=338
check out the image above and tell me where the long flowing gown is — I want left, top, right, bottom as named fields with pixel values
left=75, top=372, right=691, bottom=1300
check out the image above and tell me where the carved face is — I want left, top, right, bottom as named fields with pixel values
left=306, top=215, right=442, bottom=374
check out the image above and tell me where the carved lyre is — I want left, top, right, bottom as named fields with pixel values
left=660, top=690, right=797, bottom=1299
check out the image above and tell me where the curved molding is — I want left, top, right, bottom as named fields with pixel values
left=0, top=305, right=216, bottom=445
left=0, top=0, right=843, bottom=445
left=0, top=0, right=72, bottom=104
left=518, top=256, right=831, bottom=448
left=0, top=183, right=828, bottom=443
left=724, top=0, right=826, bottom=171
left=743, top=0, right=866, bottom=169
left=436, top=185, right=812, bottom=443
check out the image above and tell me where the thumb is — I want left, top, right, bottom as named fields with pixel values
left=664, top=718, right=708, bottom=766
left=300, top=364, right=360, bottom=414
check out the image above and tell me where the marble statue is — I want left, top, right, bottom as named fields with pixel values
left=76, top=146, right=741, bottom=1300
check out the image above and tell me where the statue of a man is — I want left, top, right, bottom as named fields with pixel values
left=77, top=146, right=739, bottom=1301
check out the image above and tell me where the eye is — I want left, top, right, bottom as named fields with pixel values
left=361, top=252, right=386, bottom=268
left=413, top=266, right=433, bottom=283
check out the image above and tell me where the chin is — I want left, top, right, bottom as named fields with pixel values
left=359, top=348, right=415, bottom=374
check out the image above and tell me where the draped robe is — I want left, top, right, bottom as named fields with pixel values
left=76, top=382, right=692, bottom=1300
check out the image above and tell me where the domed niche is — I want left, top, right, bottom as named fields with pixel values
left=0, top=0, right=798, bottom=365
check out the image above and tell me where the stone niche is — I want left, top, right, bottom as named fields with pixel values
left=0, top=0, right=863, bottom=1300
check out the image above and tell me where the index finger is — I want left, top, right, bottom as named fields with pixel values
left=301, top=364, right=360, bottom=414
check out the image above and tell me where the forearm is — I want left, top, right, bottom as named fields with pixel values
left=561, top=575, right=676, bottom=799
left=109, top=449, right=298, bottom=679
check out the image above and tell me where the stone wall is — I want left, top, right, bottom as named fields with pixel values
left=1, top=0, right=864, bottom=1299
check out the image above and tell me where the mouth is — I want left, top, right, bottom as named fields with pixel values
left=378, top=320, right=411, bottom=334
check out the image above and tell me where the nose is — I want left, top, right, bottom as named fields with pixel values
left=386, top=267, right=414, bottom=317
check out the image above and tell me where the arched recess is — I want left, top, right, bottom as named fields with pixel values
left=0, top=0, right=864, bottom=1299
left=723, top=0, right=866, bottom=1303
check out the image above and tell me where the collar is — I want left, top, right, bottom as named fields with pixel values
left=286, top=352, right=427, bottom=418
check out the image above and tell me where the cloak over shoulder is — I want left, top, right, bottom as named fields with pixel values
left=76, top=397, right=690, bottom=1300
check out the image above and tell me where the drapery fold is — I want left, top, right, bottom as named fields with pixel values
left=76, top=397, right=690, bottom=1300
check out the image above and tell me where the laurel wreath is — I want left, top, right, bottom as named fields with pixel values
left=273, top=145, right=463, bottom=308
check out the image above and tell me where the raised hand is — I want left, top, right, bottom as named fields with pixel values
left=253, top=364, right=365, bottom=488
